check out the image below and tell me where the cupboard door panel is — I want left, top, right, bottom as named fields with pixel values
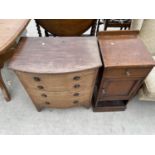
left=99, top=78, right=142, bottom=100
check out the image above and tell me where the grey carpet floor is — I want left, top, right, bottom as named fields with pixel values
left=1, top=65, right=155, bottom=134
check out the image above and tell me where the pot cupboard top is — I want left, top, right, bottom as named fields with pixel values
left=98, top=31, right=155, bottom=68
left=9, top=37, right=102, bottom=74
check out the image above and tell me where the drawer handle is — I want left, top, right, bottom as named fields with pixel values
left=45, top=101, right=50, bottom=105
left=41, top=93, right=47, bottom=98
left=37, top=85, right=44, bottom=89
left=33, top=77, right=41, bottom=81
left=73, top=76, right=80, bottom=80
left=73, top=100, right=79, bottom=104
left=126, top=70, right=131, bottom=76
left=102, top=89, right=106, bottom=95
left=74, top=84, right=80, bottom=88
left=73, top=93, right=80, bottom=96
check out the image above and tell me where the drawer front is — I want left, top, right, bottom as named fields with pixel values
left=26, top=89, right=92, bottom=108
left=104, top=67, right=151, bottom=78
left=16, top=69, right=97, bottom=92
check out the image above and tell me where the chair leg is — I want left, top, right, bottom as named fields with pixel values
left=35, top=20, right=42, bottom=37
left=96, top=19, right=101, bottom=34
left=44, top=30, right=49, bottom=37
left=104, top=19, right=108, bottom=31
left=90, top=20, right=97, bottom=36
left=0, top=66, right=11, bottom=101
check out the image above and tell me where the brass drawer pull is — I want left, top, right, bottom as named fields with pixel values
left=73, top=93, right=80, bottom=96
left=37, top=85, right=44, bottom=89
left=73, top=100, right=79, bottom=104
left=126, top=70, right=131, bottom=76
left=41, top=93, right=47, bottom=98
left=33, top=77, right=41, bottom=81
left=45, top=101, right=50, bottom=105
left=73, top=76, right=80, bottom=80
left=74, top=84, right=80, bottom=88
left=102, top=89, right=106, bottom=95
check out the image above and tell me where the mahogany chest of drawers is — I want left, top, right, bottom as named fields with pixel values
left=93, top=31, right=155, bottom=112
left=9, top=37, right=102, bottom=111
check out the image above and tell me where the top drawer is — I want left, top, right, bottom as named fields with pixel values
left=16, top=69, right=97, bottom=92
left=103, top=67, right=151, bottom=78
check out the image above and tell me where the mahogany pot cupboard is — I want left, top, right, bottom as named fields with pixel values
left=93, top=31, right=155, bottom=112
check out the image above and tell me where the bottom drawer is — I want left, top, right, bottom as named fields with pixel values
left=27, top=89, right=92, bottom=108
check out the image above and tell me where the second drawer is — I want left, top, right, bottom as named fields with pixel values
left=16, top=69, right=97, bottom=92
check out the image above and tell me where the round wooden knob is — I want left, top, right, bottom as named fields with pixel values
left=37, top=85, right=44, bottom=89
left=74, top=84, right=80, bottom=88
left=45, top=101, right=50, bottom=105
left=41, top=93, right=47, bottom=97
left=73, top=93, right=80, bottom=96
left=73, top=100, right=79, bottom=104
left=33, top=77, right=41, bottom=81
left=73, top=76, right=80, bottom=80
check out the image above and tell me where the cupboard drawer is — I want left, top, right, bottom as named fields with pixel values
left=104, top=67, right=151, bottom=78
left=27, top=89, right=92, bottom=108
left=16, top=69, right=97, bottom=92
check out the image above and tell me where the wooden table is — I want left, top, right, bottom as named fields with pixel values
left=0, top=19, right=30, bottom=101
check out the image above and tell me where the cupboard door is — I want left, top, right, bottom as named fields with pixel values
left=99, top=78, right=143, bottom=100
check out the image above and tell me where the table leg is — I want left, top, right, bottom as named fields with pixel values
left=0, top=66, right=11, bottom=101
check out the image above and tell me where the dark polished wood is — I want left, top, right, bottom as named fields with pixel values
left=104, top=19, right=131, bottom=31
left=8, top=37, right=101, bottom=73
left=35, top=19, right=97, bottom=36
left=93, top=30, right=155, bottom=112
left=0, top=19, right=30, bottom=101
left=9, top=37, right=102, bottom=111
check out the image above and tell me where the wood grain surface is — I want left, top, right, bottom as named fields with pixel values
left=16, top=69, right=97, bottom=92
left=9, top=37, right=102, bottom=73
left=35, top=19, right=96, bottom=36
left=98, top=30, right=155, bottom=68
left=0, top=19, right=30, bottom=55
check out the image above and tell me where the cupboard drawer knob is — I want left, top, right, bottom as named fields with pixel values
left=33, top=77, right=41, bottom=81
left=73, top=100, right=79, bottom=104
left=37, top=85, right=44, bottom=89
left=102, top=89, right=106, bottom=95
left=73, top=76, right=80, bottom=80
left=45, top=101, right=50, bottom=105
left=41, top=93, right=47, bottom=98
left=126, top=70, right=130, bottom=76
left=74, top=84, right=80, bottom=88
left=73, top=93, right=80, bottom=96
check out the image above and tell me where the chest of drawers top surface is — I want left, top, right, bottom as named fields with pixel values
left=98, top=31, right=155, bottom=68
left=8, top=37, right=102, bottom=73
